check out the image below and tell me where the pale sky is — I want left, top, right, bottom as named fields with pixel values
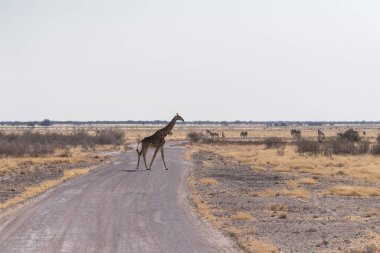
left=1, top=0, right=379, bottom=121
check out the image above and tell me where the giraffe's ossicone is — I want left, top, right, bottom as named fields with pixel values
left=136, top=113, right=184, bottom=170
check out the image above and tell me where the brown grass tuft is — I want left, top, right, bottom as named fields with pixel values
left=268, top=204, right=288, bottom=212
left=328, top=185, right=380, bottom=197
left=246, top=238, right=279, bottom=253
left=231, top=211, right=254, bottom=221
left=280, top=188, right=311, bottom=199
left=199, top=177, right=219, bottom=185
left=349, top=244, right=378, bottom=253
left=297, top=178, right=317, bottom=185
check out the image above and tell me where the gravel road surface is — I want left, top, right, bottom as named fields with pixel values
left=0, top=144, right=237, bottom=253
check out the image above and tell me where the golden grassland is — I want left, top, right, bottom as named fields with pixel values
left=197, top=143, right=380, bottom=183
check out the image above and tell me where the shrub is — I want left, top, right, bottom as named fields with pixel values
left=295, top=137, right=370, bottom=156
left=371, top=144, right=380, bottom=155
left=326, top=138, right=369, bottom=155
left=0, top=128, right=125, bottom=157
left=295, top=139, right=319, bottom=155
left=264, top=137, right=284, bottom=149
left=337, top=128, right=360, bottom=142
left=94, top=129, right=125, bottom=145
left=187, top=132, right=204, bottom=142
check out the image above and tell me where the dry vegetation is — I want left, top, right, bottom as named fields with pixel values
left=185, top=124, right=380, bottom=252
left=0, top=126, right=126, bottom=211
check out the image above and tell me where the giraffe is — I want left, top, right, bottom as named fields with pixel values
left=136, top=113, right=184, bottom=170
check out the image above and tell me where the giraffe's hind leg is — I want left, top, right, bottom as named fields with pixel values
left=160, top=147, right=168, bottom=170
left=143, top=148, right=149, bottom=170
left=149, top=147, right=160, bottom=170
left=136, top=150, right=141, bottom=170
left=139, top=143, right=149, bottom=170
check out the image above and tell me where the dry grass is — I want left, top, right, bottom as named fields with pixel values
left=0, top=146, right=102, bottom=173
left=328, top=185, right=380, bottom=197
left=297, top=177, right=318, bottom=185
left=183, top=125, right=380, bottom=252
left=199, top=177, right=219, bottom=186
left=187, top=175, right=218, bottom=222
left=200, top=143, right=380, bottom=181
left=188, top=170, right=278, bottom=253
left=259, top=187, right=311, bottom=199
left=268, top=204, right=288, bottom=212
left=241, top=237, right=279, bottom=253
left=0, top=167, right=94, bottom=209
left=231, top=211, right=254, bottom=221
left=0, top=127, right=122, bottom=211
left=280, top=188, right=311, bottom=199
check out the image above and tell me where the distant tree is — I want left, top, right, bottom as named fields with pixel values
left=27, top=122, right=36, bottom=127
left=40, top=119, right=52, bottom=127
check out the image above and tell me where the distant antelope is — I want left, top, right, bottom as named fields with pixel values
left=206, top=129, right=219, bottom=139
left=222, top=132, right=225, bottom=139
left=240, top=131, right=248, bottom=138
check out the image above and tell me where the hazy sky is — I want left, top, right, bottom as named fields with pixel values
left=1, top=1, right=379, bottom=121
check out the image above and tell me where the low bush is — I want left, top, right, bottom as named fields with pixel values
left=371, top=144, right=380, bottom=155
left=337, top=128, right=360, bottom=142
left=295, top=139, right=319, bottom=155
left=94, top=129, right=125, bottom=145
left=187, top=132, right=204, bottom=142
left=0, top=129, right=125, bottom=157
left=264, top=137, right=284, bottom=149
left=296, top=137, right=371, bottom=156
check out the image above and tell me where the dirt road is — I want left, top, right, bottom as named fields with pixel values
left=0, top=144, right=237, bottom=253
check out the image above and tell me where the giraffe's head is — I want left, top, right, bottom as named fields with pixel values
left=175, top=113, right=184, bottom=122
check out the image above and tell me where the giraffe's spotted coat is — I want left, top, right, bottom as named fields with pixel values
left=136, top=113, right=184, bottom=170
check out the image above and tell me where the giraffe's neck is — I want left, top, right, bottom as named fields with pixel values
left=156, top=117, right=177, bottom=138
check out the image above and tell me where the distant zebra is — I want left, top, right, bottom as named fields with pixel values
left=240, top=131, right=248, bottom=138
left=206, top=129, right=219, bottom=139
left=290, top=129, right=301, bottom=139
left=317, top=129, right=325, bottom=142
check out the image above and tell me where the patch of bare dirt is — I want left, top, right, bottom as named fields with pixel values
left=190, top=151, right=380, bottom=252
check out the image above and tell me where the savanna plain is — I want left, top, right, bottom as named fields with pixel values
left=1, top=123, right=380, bottom=253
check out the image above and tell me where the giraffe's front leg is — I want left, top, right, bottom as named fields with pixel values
left=149, top=148, right=160, bottom=170
left=160, top=147, right=168, bottom=170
